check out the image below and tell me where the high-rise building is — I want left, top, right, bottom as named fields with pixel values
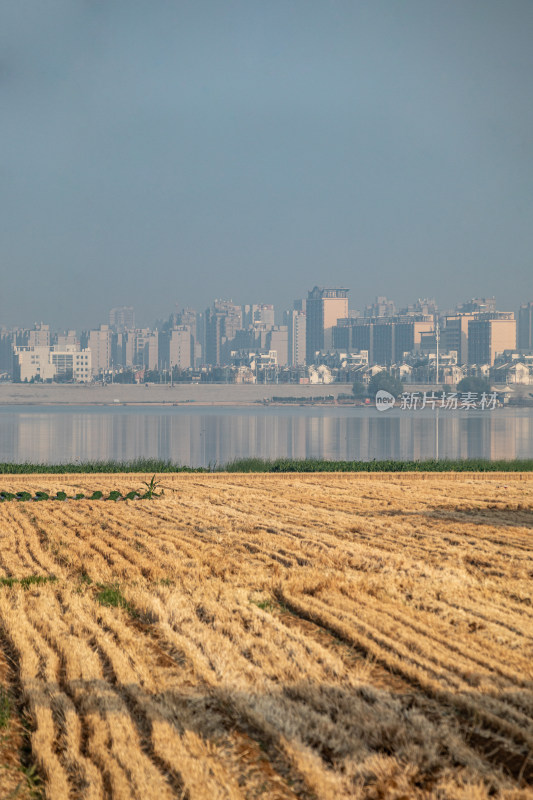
left=87, top=325, right=115, bottom=376
left=518, top=302, right=533, bottom=350
left=365, top=296, right=396, bottom=318
left=253, top=304, right=275, bottom=327
left=442, top=314, right=475, bottom=364
left=126, top=329, right=158, bottom=370
left=284, top=309, right=306, bottom=366
left=306, top=287, right=349, bottom=364
left=0, top=330, right=15, bottom=376
left=242, top=304, right=275, bottom=328
left=166, top=308, right=198, bottom=366
left=56, top=331, right=78, bottom=349
left=169, top=327, right=192, bottom=370
left=205, top=300, right=242, bottom=365
left=400, top=298, right=438, bottom=316
left=109, top=306, right=135, bottom=332
left=468, top=314, right=516, bottom=365
left=266, top=326, right=288, bottom=366
left=28, top=323, right=50, bottom=348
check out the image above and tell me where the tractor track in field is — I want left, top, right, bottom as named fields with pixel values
left=0, top=473, right=532, bottom=799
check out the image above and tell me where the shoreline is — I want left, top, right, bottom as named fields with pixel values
left=0, top=382, right=354, bottom=406
left=0, top=381, right=529, bottom=408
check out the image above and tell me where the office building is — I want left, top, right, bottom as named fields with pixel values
left=13, top=345, right=91, bottom=382
left=306, top=287, right=349, bottom=364
left=442, top=314, right=475, bottom=364
left=333, top=317, right=433, bottom=365
left=468, top=314, right=516, bottom=365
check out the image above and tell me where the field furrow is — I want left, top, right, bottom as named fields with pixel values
left=0, top=472, right=532, bottom=799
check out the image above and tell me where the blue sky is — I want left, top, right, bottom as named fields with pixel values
left=1, top=1, right=532, bottom=328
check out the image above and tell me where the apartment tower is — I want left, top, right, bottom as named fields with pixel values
left=518, top=302, right=533, bottom=350
left=305, top=287, right=349, bottom=364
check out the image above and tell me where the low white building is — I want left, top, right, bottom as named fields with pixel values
left=493, top=361, right=533, bottom=385
left=442, top=364, right=466, bottom=385
left=14, top=345, right=92, bottom=382
left=308, top=365, right=333, bottom=384
left=234, top=366, right=256, bottom=384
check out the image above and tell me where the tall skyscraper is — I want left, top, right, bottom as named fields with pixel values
left=518, top=302, right=533, bottom=350
left=205, top=300, right=242, bottom=365
left=305, top=287, right=349, bottom=364
left=284, top=309, right=306, bottom=366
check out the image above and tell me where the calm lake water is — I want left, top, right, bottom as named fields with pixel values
left=0, top=405, right=532, bottom=465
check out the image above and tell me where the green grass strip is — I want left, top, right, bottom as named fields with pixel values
left=0, top=459, right=201, bottom=474
left=0, top=458, right=533, bottom=474
left=222, top=457, right=533, bottom=472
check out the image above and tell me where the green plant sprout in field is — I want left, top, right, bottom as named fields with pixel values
left=141, top=474, right=164, bottom=498
left=0, top=575, right=58, bottom=588
left=0, top=477, right=168, bottom=502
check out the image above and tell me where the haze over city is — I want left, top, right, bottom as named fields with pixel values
left=2, top=10, right=533, bottom=795
left=1, top=0, right=532, bottom=329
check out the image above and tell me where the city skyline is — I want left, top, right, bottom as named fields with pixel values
left=0, top=289, right=527, bottom=334
left=2, top=290, right=531, bottom=386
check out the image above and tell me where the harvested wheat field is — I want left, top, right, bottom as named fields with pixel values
left=0, top=472, right=532, bottom=800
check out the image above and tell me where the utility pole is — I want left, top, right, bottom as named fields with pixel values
left=435, top=319, right=440, bottom=386
left=435, top=317, right=440, bottom=460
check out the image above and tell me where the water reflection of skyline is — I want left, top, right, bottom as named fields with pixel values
left=0, top=406, right=531, bottom=466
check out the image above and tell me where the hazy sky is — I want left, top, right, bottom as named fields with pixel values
left=1, top=0, right=532, bottom=329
